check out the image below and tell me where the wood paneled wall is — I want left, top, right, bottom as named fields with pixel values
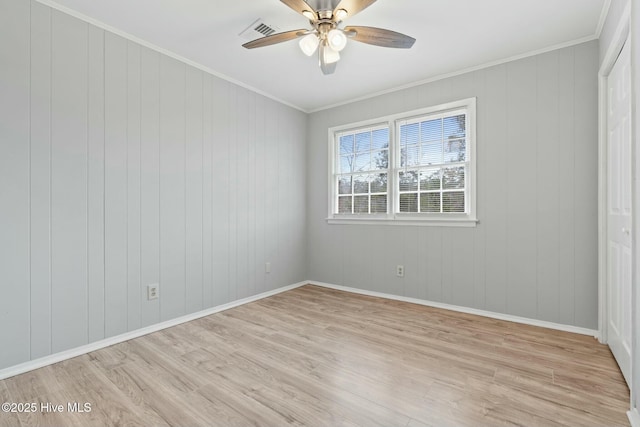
left=0, top=0, right=307, bottom=370
left=307, top=41, right=599, bottom=329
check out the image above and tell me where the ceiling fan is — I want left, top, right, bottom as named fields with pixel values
left=242, top=0, right=416, bottom=75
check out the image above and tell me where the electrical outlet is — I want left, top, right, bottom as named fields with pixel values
left=147, top=284, right=159, bottom=300
left=396, top=265, right=404, bottom=277
left=265, top=262, right=271, bottom=274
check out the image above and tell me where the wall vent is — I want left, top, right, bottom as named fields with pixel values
left=239, top=19, right=279, bottom=41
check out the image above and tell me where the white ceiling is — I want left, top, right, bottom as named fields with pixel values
left=45, top=0, right=607, bottom=112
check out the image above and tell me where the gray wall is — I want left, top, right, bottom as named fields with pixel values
left=307, top=41, right=599, bottom=329
left=0, top=0, right=307, bottom=370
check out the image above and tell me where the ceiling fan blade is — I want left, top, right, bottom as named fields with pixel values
left=344, top=26, right=415, bottom=48
left=333, top=0, right=376, bottom=19
left=242, top=29, right=307, bottom=49
left=280, top=0, right=317, bottom=19
left=319, top=43, right=337, bottom=75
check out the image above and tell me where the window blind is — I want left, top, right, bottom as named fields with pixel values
left=397, top=110, right=468, bottom=214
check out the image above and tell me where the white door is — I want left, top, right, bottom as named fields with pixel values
left=607, top=37, right=632, bottom=386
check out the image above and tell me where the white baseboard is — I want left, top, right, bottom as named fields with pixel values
left=0, top=279, right=602, bottom=381
left=0, top=281, right=307, bottom=381
left=629, top=408, right=640, bottom=427
left=308, top=281, right=599, bottom=337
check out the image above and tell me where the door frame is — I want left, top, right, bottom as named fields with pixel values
left=598, top=2, right=631, bottom=345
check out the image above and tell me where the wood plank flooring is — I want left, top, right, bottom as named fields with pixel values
left=0, top=285, right=630, bottom=427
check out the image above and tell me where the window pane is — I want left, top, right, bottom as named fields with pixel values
left=421, top=142, right=443, bottom=165
left=405, top=145, right=419, bottom=167
left=420, top=169, right=441, bottom=191
left=372, top=128, right=389, bottom=150
left=443, top=166, right=465, bottom=189
left=444, top=115, right=465, bottom=139
left=444, top=139, right=466, bottom=163
left=354, top=195, right=369, bottom=213
left=400, top=122, right=419, bottom=146
left=443, top=191, right=465, bottom=213
left=338, top=176, right=352, bottom=194
left=421, top=119, right=442, bottom=142
left=354, top=153, right=370, bottom=171
left=399, top=171, right=418, bottom=192
left=338, top=196, right=352, bottom=213
left=371, top=150, right=388, bottom=170
left=353, top=175, right=369, bottom=194
left=355, top=132, right=371, bottom=152
left=340, top=155, right=354, bottom=173
left=340, top=135, right=354, bottom=154
left=420, top=193, right=441, bottom=213
left=399, top=193, right=418, bottom=212
left=371, top=195, right=387, bottom=213
left=371, top=173, right=387, bottom=193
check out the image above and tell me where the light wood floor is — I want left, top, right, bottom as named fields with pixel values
left=0, top=285, right=630, bottom=427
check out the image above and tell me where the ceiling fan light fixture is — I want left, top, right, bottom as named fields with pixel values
left=334, top=8, right=348, bottom=22
left=299, top=33, right=319, bottom=56
left=322, top=43, right=340, bottom=64
left=327, top=29, right=347, bottom=52
left=243, top=0, right=416, bottom=75
left=302, top=10, right=316, bottom=20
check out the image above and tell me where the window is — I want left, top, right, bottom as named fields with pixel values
left=328, top=98, right=476, bottom=226
left=335, top=125, right=389, bottom=214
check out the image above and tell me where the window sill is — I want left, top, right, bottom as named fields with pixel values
left=326, top=217, right=479, bottom=227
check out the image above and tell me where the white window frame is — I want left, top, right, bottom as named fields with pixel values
left=327, top=98, right=477, bottom=227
